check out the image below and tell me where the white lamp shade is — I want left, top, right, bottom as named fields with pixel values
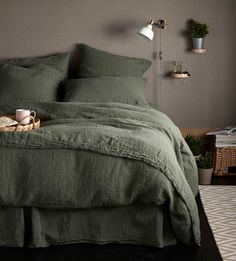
left=137, top=24, right=154, bottom=41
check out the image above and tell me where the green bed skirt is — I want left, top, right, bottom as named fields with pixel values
left=0, top=203, right=176, bottom=248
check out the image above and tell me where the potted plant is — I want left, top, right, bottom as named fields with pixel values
left=185, top=133, right=201, bottom=160
left=197, top=151, right=213, bottom=185
left=187, top=19, right=209, bottom=49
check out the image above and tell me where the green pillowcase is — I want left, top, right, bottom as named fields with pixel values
left=0, top=52, right=70, bottom=78
left=0, top=64, right=64, bottom=105
left=78, top=44, right=151, bottom=77
left=63, top=77, right=148, bottom=106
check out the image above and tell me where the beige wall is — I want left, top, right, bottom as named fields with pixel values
left=0, top=0, right=235, bottom=127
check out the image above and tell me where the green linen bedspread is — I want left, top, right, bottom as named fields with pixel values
left=0, top=102, right=200, bottom=246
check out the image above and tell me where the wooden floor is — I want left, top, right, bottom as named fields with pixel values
left=0, top=194, right=222, bottom=261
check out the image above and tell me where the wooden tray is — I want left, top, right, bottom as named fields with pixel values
left=0, top=115, right=40, bottom=132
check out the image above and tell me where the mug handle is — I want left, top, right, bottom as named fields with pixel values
left=30, top=111, right=36, bottom=119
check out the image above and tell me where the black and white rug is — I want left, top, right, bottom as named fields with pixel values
left=199, top=185, right=236, bottom=261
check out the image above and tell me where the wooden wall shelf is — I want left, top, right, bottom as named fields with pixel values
left=191, top=48, right=207, bottom=54
left=171, top=73, right=190, bottom=79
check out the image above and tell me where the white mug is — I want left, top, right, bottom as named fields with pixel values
left=15, top=109, right=36, bottom=125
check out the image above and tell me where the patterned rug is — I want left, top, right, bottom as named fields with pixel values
left=199, top=185, right=236, bottom=261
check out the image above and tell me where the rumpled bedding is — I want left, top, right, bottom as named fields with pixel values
left=0, top=102, right=200, bottom=246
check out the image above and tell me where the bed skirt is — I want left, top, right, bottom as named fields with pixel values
left=0, top=203, right=176, bottom=248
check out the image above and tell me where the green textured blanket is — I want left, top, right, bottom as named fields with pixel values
left=0, top=102, right=200, bottom=245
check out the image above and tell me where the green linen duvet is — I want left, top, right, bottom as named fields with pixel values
left=0, top=102, right=200, bottom=247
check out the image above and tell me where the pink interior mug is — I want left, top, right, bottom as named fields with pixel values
left=15, top=109, right=36, bottom=125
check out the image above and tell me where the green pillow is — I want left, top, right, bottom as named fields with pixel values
left=78, top=44, right=151, bottom=77
left=0, top=52, right=70, bottom=78
left=63, top=77, right=148, bottom=106
left=0, top=64, right=64, bottom=105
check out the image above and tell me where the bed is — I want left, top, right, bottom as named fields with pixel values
left=0, top=44, right=200, bottom=248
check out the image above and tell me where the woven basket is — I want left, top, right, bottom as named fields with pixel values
left=213, top=147, right=236, bottom=176
left=0, top=115, right=40, bottom=132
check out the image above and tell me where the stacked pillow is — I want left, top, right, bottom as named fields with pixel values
left=0, top=52, right=70, bottom=105
left=0, top=44, right=151, bottom=106
left=64, top=77, right=148, bottom=106
left=63, top=44, right=151, bottom=106
left=78, top=43, right=151, bottom=78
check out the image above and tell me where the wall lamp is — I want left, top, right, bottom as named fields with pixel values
left=138, top=19, right=167, bottom=41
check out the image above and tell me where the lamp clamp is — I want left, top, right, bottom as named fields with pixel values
left=150, top=19, right=167, bottom=29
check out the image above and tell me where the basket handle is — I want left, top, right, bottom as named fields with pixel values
left=16, top=115, right=36, bottom=131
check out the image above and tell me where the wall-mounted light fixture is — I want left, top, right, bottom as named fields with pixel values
left=138, top=19, right=167, bottom=41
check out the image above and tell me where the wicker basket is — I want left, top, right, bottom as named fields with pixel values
left=0, top=115, right=40, bottom=132
left=213, top=147, right=236, bottom=176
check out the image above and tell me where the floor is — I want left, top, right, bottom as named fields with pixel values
left=212, top=176, right=236, bottom=185
left=0, top=194, right=222, bottom=261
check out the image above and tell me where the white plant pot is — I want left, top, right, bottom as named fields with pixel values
left=198, top=168, right=213, bottom=185
left=194, top=155, right=201, bottom=161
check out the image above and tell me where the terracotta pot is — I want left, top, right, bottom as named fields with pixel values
left=198, top=168, right=213, bottom=185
